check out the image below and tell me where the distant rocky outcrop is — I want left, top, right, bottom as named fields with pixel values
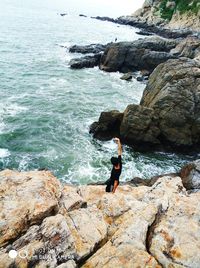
left=90, top=57, right=200, bottom=152
left=0, top=168, right=200, bottom=267
left=133, top=0, right=200, bottom=32
left=92, top=15, right=194, bottom=39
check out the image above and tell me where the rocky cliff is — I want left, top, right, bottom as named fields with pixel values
left=90, top=37, right=200, bottom=152
left=0, top=163, right=200, bottom=268
left=133, top=0, right=200, bottom=32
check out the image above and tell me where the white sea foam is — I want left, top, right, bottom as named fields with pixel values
left=0, top=149, right=10, bottom=158
left=0, top=103, right=28, bottom=118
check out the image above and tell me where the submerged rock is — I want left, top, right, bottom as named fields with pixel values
left=0, top=170, right=200, bottom=267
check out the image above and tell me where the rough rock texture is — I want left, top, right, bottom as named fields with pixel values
left=69, top=44, right=107, bottom=54
left=89, top=110, right=123, bottom=140
left=99, top=36, right=178, bottom=73
left=180, top=159, right=200, bottom=190
left=92, top=15, right=193, bottom=39
left=140, top=57, right=200, bottom=150
left=69, top=54, right=101, bottom=69
left=170, top=36, right=200, bottom=59
left=91, top=57, right=200, bottom=152
left=0, top=169, right=200, bottom=268
left=133, top=0, right=200, bottom=32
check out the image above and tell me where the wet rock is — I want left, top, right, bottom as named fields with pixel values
left=136, top=30, right=154, bottom=36
left=89, top=110, right=123, bottom=140
left=69, top=44, right=107, bottom=54
left=69, top=54, right=101, bottom=69
left=180, top=159, right=200, bottom=190
left=120, top=72, right=133, bottom=81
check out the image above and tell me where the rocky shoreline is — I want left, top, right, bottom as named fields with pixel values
left=68, top=35, right=200, bottom=153
left=0, top=160, right=200, bottom=268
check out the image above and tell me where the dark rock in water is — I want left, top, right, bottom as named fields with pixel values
left=69, top=44, right=107, bottom=54
left=60, top=13, right=67, bottom=16
left=91, top=15, right=193, bottom=39
left=90, top=58, right=200, bottom=152
left=91, top=16, right=116, bottom=23
left=120, top=73, right=132, bottom=81
left=136, top=76, right=148, bottom=82
left=136, top=30, right=153, bottom=36
left=100, top=37, right=178, bottom=73
left=70, top=54, right=101, bottom=69
left=89, top=110, right=123, bottom=140
left=79, top=14, right=87, bottom=17
left=180, top=160, right=200, bottom=190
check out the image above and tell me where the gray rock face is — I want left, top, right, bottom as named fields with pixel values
left=180, top=160, right=200, bottom=190
left=100, top=37, right=178, bottom=73
left=120, top=104, right=160, bottom=147
left=171, top=36, right=200, bottom=59
left=90, top=110, right=123, bottom=140
left=69, top=44, right=107, bottom=54
left=140, top=57, right=200, bottom=150
left=91, top=57, right=200, bottom=152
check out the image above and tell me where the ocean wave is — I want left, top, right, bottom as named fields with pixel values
left=0, top=148, right=10, bottom=158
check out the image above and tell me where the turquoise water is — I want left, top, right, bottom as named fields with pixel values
left=0, top=0, right=195, bottom=184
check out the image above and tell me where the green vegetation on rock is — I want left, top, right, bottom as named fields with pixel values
left=159, top=0, right=200, bottom=20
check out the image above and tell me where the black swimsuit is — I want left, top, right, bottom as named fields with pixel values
left=106, top=155, right=122, bottom=192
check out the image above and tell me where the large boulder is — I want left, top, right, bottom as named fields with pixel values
left=100, top=37, right=178, bottom=73
left=89, top=110, right=123, bottom=140
left=140, top=57, right=200, bottom=151
left=91, top=57, right=200, bottom=152
left=180, top=159, right=200, bottom=190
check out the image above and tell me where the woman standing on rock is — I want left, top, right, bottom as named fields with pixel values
left=106, top=137, right=122, bottom=193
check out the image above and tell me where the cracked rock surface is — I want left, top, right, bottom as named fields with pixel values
left=0, top=169, right=200, bottom=268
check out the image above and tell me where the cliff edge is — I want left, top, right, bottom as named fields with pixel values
left=0, top=162, right=200, bottom=267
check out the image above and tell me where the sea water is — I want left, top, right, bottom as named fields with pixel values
left=0, top=0, right=195, bottom=184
